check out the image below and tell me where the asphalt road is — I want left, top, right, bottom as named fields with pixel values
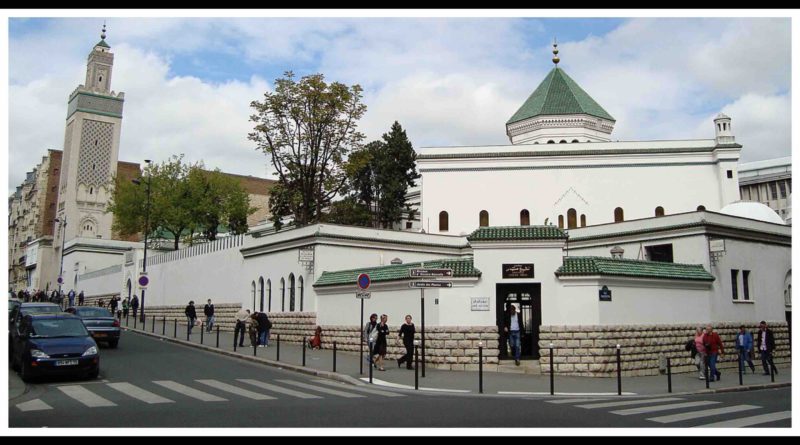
left=8, top=332, right=792, bottom=429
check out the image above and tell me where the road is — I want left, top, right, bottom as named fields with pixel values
left=8, top=332, right=792, bottom=428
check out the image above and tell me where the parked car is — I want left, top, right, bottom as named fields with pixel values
left=10, top=313, right=99, bottom=382
left=8, top=298, right=22, bottom=320
left=9, top=302, right=65, bottom=358
left=74, top=306, right=121, bottom=348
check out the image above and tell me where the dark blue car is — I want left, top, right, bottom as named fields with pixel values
left=11, top=314, right=100, bottom=382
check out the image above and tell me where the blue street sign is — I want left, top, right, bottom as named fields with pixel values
left=357, top=273, right=371, bottom=290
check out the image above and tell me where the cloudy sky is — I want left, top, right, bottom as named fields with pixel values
left=5, top=14, right=793, bottom=195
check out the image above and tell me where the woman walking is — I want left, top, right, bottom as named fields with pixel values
left=397, top=314, right=416, bottom=370
left=374, top=314, right=390, bottom=371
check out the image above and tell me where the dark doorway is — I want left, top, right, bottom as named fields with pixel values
left=496, top=283, right=542, bottom=360
left=786, top=311, right=792, bottom=348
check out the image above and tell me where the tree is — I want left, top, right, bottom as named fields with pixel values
left=249, top=71, right=367, bottom=227
left=186, top=168, right=255, bottom=241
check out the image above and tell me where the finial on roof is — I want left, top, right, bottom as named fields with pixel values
left=552, top=38, right=560, bottom=66
left=101, top=22, right=107, bottom=40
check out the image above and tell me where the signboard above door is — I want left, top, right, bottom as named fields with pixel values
left=502, top=264, right=534, bottom=279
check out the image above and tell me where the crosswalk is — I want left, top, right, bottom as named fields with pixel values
left=15, top=377, right=404, bottom=412
left=547, top=396, right=791, bottom=428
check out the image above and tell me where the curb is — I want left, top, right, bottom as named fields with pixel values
left=122, top=327, right=364, bottom=387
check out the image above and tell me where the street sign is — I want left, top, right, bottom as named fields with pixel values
left=57, top=276, right=63, bottom=285
left=138, top=273, right=149, bottom=289
left=356, top=291, right=371, bottom=299
left=357, top=273, right=371, bottom=290
left=409, top=268, right=453, bottom=278
left=409, top=281, right=452, bottom=288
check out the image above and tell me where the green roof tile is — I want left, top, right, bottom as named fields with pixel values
left=555, top=257, right=715, bottom=282
left=507, top=67, right=614, bottom=124
left=314, top=258, right=481, bottom=288
left=467, top=226, right=568, bottom=242
left=95, top=39, right=110, bottom=48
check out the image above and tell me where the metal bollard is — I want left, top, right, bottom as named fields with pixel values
left=550, top=343, right=555, bottom=396
left=162, top=317, right=166, bottom=336
left=152, top=315, right=156, bottom=333
left=333, top=341, right=337, bottom=372
left=478, top=342, right=483, bottom=394
left=174, top=319, right=177, bottom=338
left=216, top=325, right=220, bottom=348
left=233, top=330, right=238, bottom=352
left=302, top=337, right=307, bottom=366
left=186, top=322, right=190, bottom=341
left=200, top=324, right=204, bottom=345
left=134, top=314, right=137, bottom=330
left=126, top=312, right=130, bottom=326
left=616, top=344, right=622, bottom=396
left=276, top=334, right=280, bottom=361
left=738, top=352, right=743, bottom=386
left=254, top=341, right=257, bottom=357
left=705, top=357, right=710, bottom=389
left=414, top=341, right=419, bottom=390
left=142, top=314, right=146, bottom=331
left=667, top=357, right=672, bottom=393
left=369, top=343, right=374, bottom=384
left=770, top=358, right=775, bottom=383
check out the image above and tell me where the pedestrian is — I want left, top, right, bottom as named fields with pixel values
left=308, top=326, right=323, bottom=350
left=691, top=327, right=707, bottom=380
left=78, top=290, right=85, bottom=306
left=67, top=289, right=76, bottom=308
left=98, top=298, right=105, bottom=308
left=122, top=297, right=130, bottom=318
left=703, top=324, right=724, bottom=381
left=248, top=312, right=260, bottom=347
left=504, top=304, right=524, bottom=366
left=185, top=300, right=197, bottom=335
left=397, top=314, right=416, bottom=370
left=204, top=299, right=215, bottom=332
left=735, top=324, right=756, bottom=374
left=756, top=321, right=778, bottom=375
left=363, top=313, right=379, bottom=368
left=109, top=295, right=119, bottom=316
left=256, top=310, right=271, bottom=347
left=372, top=314, right=390, bottom=371
left=131, top=294, right=140, bottom=319
left=234, top=308, right=250, bottom=347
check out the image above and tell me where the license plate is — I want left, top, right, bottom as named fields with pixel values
left=93, top=333, right=107, bottom=337
left=55, top=359, right=79, bottom=366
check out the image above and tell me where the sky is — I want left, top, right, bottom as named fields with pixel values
left=4, top=13, right=794, bottom=196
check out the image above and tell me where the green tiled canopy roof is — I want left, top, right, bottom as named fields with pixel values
left=507, top=67, right=615, bottom=124
left=555, top=257, right=715, bottom=282
left=467, top=226, right=568, bottom=242
left=95, top=39, right=110, bottom=48
left=314, top=258, right=481, bottom=288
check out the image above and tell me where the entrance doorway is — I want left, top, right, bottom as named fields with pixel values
left=496, top=283, right=542, bottom=360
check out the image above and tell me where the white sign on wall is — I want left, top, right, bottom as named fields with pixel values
left=471, top=297, right=490, bottom=311
left=299, top=247, right=315, bottom=262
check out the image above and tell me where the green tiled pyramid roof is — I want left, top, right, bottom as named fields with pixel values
left=507, top=67, right=615, bottom=124
left=314, top=258, right=481, bottom=288
left=95, top=39, right=110, bottom=48
left=555, top=257, right=715, bottom=282
left=467, top=226, right=568, bottom=242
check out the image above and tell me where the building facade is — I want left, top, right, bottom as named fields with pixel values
left=738, top=157, right=791, bottom=224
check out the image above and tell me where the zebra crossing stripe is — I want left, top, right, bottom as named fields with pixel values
left=195, top=379, right=276, bottom=400
left=16, top=399, right=53, bottom=412
left=237, top=379, right=322, bottom=399
left=152, top=380, right=227, bottom=402
left=276, top=379, right=366, bottom=398
left=576, top=397, right=685, bottom=409
left=648, top=405, right=761, bottom=424
left=546, top=398, right=612, bottom=404
left=611, top=401, right=719, bottom=416
left=694, top=411, right=792, bottom=428
left=311, top=379, right=405, bottom=397
left=107, top=382, right=175, bottom=404
left=57, top=385, right=117, bottom=407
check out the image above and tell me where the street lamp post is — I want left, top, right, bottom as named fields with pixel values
left=54, top=216, right=67, bottom=297
left=133, top=160, right=152, bottom=323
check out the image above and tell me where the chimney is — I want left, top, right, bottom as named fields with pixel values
left=611, top=246, right=624, bottom=259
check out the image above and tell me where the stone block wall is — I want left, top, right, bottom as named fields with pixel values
left=538, top=322, right=791, bottom=377
left=143, top=304, right=243, bottom=332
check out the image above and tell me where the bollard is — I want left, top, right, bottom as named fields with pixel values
left=216, top=325, right=220, bottom=348
left=770, top=359, right=775, bottom=383
left=200, top=323, right=204, bottom=345
left=550, top=343, right=555, bottom=396
left=667, top=357, right=672, bottom=393
left=186, top=322, right=190, bottom=341
left=134, top=314, right=137, bottom=330
left=414, top=341, right=419, bottom=390
left=152, top=315, right=156, bottom=333
left=302, top=337, right=307, bottom=367
left=738, top=352, right=743, bottom=386
left=369, top=343, right=374, bottom=385
left=333, top=341, right=337, bottom=373
left=254, top=341, right=257, bottom=357
left=616, top=344, right=622, bottom=396
left=126, top=312, right=130, bottom=326
left=162, top=317, right=166, bottom=336
left=478, top=342, right=483, bottom=394
left=705, top=357, right=710, bottom=389
left=233, top=331, right=238, bottom=352
left=174, top=319, right=177, bottom=338
left=142, top=314, right=146, bottom=331
left=276, top=334, right=280, bottom=361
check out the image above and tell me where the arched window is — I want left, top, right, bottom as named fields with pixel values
left=571, top=139, right=579, bottom=143
left=559, top=140, right=567, bottom=144
left=258, top=277, right=265, bottom=312
left=567, top=208, right=577, bottom=229
left=520, top=209, right=530, bottom=226
left=655, top=206, right=665, bottom=217
left=439, top=211, right=449, bottom=232
left=580, top=214, right=587, bottom=227
left=267, top=279, right=272, bottom=312
left=547, top=140, right=555, bottom=144
left=280, top=278, right=285, bottom=312
left=299, top=276, right=304, bottom=311
left=479, top=210, right=489, bottom=227
left=289, top=273, right=296, bottom=312
left=697, top=205, right=706, bottom=211
left=614, top=207, right=624, bottom=222
left=558, top=215, right=564, bottom=229
left=251, top=281, right=256, bottom=312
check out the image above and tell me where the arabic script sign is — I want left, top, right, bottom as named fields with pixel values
left=502, top=263, right=534, bottom=279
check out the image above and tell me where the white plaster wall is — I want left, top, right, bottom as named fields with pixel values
left=316, top=284, right=440, bottom=328
left=596, top=280, right=711, bottom=325
left=240, top=247, right=311, bottom=313
left=548, top=281, right=602, bottom=325
left=78, top=266, right=126, bottom=296
left=567, top=234, right=709, bottom=266
left=437, top=282, right=497, bottom=326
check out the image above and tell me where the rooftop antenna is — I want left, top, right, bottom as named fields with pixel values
left=101, top=21, right=107, bottom=40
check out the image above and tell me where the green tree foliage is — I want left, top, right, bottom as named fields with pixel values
left=249, top=71, right=367, bottom=228
left=186, top=168, right=256, bottom=241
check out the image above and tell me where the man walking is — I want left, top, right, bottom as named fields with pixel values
left=67, top=289, right=76, bottom=308
left=131, top=294, right=140, bottom=319
left=185, top=300, right=197, bottom=336
left=756, top=321, right=778, bottom=375
left=504, top=304, right=524, bottom=366
left=204, top=299, right=215, bottom=332
left=122, top=297, right=130, bottom=319
left=704, top=324, right=724, bottom=381
left=256, top=310, right=271, bottom=347
left=78, top=290, right=85, bottom=306
left=109, top=295, right=119, bottom=317
left=735, top=325, right=756, bottom=374
left=234, top=308, right=250, bottom=347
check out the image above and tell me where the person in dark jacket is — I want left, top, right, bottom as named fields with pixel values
left=109, top=296, right=119, bottom=316
left=504, top=304, right=525, bottom=366
left=756, top=321, right=778, bottom=375
left=185, top=301, right=197, bottom=335
left=203, top=299, right=215, bottom=332
left=735, top=325, right=756, bottom=374
left=396, top=314, right=416, bottom=370
left=256, top=311, right=271, bottom=346
left=78, top=291, right=85, bottom=306
left=131, top=295, right=140, bottom=319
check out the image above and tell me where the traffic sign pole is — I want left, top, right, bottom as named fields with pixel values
left=421, top=288, right=425, bottom=378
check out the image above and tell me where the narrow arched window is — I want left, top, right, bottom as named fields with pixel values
left=580, top=214, right=587, bottom=227
left=267, top=279, right=272, bottom=312
left=280, top=278, right=285, bottom=312
left=479, top=210, right=489, bottom=227
left=655, top=206, right=665, bottom=217
left=299, top=276, right=304, bottom=311
left=289, top=273, right=296, bottom=312
left=547, top=140, right=555, bottom=144
left=571, top=139, right=579, bottom=143
left=614, top=207, right=624, bottom=222
left=697, top=205, right=706, bottom=211
left=258, top=277, right=265, bottom=312
left=558, top=215, right=564, bottom=229
left=520, top=209, right=530, bottom=226
left=251, top=281, right=256, bottom=312
left=567, top=208, right=577, bottom=229
left=439, top=211, right=449, bottom=232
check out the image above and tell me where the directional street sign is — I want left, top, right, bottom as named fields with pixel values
left=356, top=291, right=371, bottom=299
left=409, top=268, right=453, bottom=278
left=409, top=281, right=452, bottom=288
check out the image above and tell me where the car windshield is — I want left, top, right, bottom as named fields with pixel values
left=76, top=308, right=112, bottom=318
left=22, top=305, right=62, bottom=315
left=31, top=318, right=89, bottom=338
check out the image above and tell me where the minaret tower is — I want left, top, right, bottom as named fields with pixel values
left=55, top=23, right=125, bottom=246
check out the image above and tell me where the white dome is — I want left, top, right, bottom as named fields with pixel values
left=719, top=201, right=785, bottom=224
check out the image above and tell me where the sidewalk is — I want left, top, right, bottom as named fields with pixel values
left=120, top=317, right=791, bottom=397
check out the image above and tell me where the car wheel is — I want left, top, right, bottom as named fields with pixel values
left=109, top=340, right=119, bottom=349
left=87, top=368, right=99, bottom=380
left=19, top=361, right=33, bottom=382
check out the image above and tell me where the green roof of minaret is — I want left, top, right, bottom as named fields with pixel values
left=95, top=39, right=111, bottom=48
left=95, top=23, right=110, bottom=48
